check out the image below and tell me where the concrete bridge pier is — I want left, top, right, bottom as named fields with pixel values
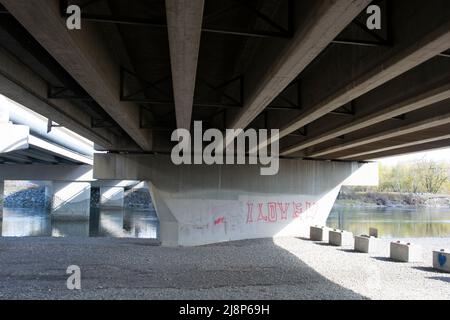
left=100, top=186, right=125, bottom=209
left=94, top=154, right=378, bottom=246
left=0, top=180, right=4, bottom=217
left=51, top=181, right=91, bottom=221
left=0, top=180, right=3, bottom=236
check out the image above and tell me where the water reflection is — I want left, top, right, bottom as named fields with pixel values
left=328, top=207, right=450, bottom=238
left=1, top=207, right=159, bottom=239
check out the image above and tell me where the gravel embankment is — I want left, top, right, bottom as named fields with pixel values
left=0, top=236, right=448, bottom=300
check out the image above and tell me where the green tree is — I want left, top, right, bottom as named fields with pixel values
left=377, top=159, right=449, bottom=194
left=416, top=160, right=448, bottom=194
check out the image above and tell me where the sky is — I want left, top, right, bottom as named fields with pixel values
left=375, top=148, right=450, bottom=166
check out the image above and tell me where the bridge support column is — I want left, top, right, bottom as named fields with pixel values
left=51, top=182, right=91, bottom=221
left=94, top=154, right=378, bottom=246
left=0, top=180, right=4, bottom=236
left=0, top=180, right=4, bottom=214
left=100, top=187, right=125, bottom=209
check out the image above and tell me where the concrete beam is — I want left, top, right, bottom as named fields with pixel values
left=28, top=135, right=93, bottom=165
left=0, top=0, right=153, bottom=150
left=165, top=0, right=204, bottom=130
left=271, top=20, right=450, bottom=154
left=0, top=164, right=93, bottom=181
left=357, top=139, right=450, bottom=161
left=309, top=110, right=450, bottom=158
left=0, top=180, right=4, bottom=217
left=16, top=149, right=59, bottom=164
left=281, top=82, right=450, bottom=156
left=341, top=134, right=450, bottom=160
left=0, top=47, right=113, bottom=148
left=0, top=123, right=29, bottom=153
left=229, top=0, right=370, bottom=131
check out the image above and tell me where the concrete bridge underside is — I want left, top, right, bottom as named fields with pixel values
left=0, top=0, right=449, bottom=245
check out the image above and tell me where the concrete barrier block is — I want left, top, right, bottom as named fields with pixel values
left=354, top=235, right=380, bottom=253
left=310, top=226, right=331, bottom=242
left=390, top=241, right=422, bottom=262
left=433, top=249, right=450, bottom=273
left=329, top=229, right=354, bottom=246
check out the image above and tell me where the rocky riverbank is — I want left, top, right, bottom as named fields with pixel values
left=4, top=182, right=50, bottom=209
left=4, top=182, right=154, bottom=210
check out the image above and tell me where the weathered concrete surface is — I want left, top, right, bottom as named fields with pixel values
left=51, top=182, right=91, bottom=221
left=274, top=16, right=450, bottom=155
left=310, top=226, right=331, bottom=242
left=0, top=237, right=448, bottom=300
left=329, top=230, right=354, bottom=247
left=0, top=180, right=3, bottom=220
left=310, top=109, right=450, bottom=159
left=166, top=0, right=204, bottom=130
left=282, top=82, right=450, bottom=156
left=94, top=154, right=377, bottom=246
left=0, top=47, right=114, bottom=149
left=390, top=241, right=423, bottom=263
left=433, top=250, right=450, bottom=273
left=0, top=165, right=94, bottom=181
left=1, top=0, right=152, bottom=150
left=354, top=236, right=381, bottom=254
left=229, top=0, right=370, bottom=131
left=0, top=123, right=29, bottom=153
left=100, top=187, right=124, bottom=209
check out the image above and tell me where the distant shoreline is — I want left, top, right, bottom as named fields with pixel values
left=336, top=191, right=450, bottom=209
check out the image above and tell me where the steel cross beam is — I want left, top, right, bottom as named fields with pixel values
left=58, top=0, right=294, bottom=39
left=332, top=0, right=393, bottom=48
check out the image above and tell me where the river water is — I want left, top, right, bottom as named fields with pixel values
left=327, top=206, right=450, bottom=238
left=0, top=208, right=159, bottom=239
left=2, top=206, right=450, bottom=240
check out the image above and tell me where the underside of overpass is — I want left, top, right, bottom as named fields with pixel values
left=0, top=0, right=449, bottom=245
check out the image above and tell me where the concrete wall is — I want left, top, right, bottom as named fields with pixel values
left=51, top=182, right=91, bottom=220
left=94, top=154, right=377, bottom=246
left=0, top=123, right=29, bottom=153
left=0, top=165, right=94, bottom=181
left=0, top=180, right=3, bottom=222
left=100, top=186, right=124, bottom=209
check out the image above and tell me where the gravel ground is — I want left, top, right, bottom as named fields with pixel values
left=0, top=236, right=448, bottom=300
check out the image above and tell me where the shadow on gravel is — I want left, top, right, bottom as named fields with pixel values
left=412, top=266, right=450, bottom=274
left=371, top=256, right=396, bottom=262
left=337, top=249, right=358, bottom=253
left=314, top=242, right=335, bottom=247
left=0, top=237, right=368, bottom=300
left=428, top=276, right=450, bottom=283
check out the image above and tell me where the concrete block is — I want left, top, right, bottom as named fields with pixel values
left=390, top=241, right=422, bottom=262
left=433, top=249, right=450, bottom=273
left=310, top=225, right=331, bottom=242
left=354, top=235, right=380, bottom=253
left=329, top=229, right=354, bottom=246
